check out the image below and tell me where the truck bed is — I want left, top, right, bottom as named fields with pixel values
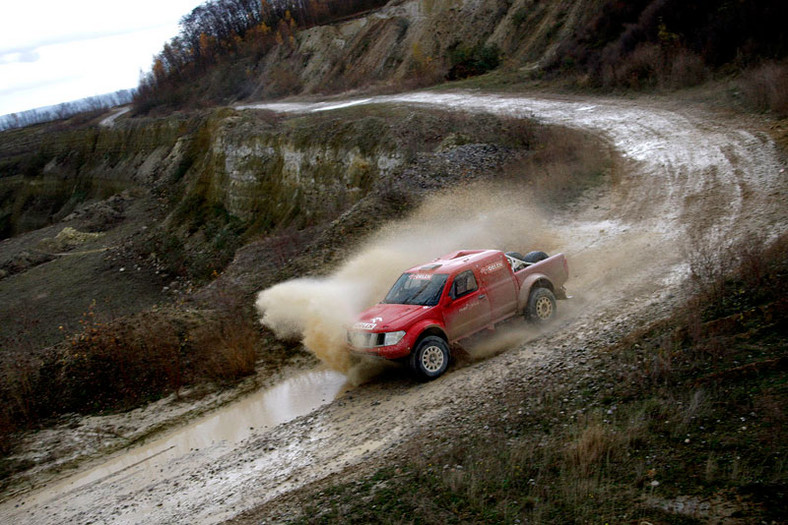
left=512, top=253, right=569, bottom=296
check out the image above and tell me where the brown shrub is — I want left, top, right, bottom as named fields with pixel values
left=0, top=304, right=263, bottom=452
left=687, top=231, right=786, bottom=321
left=602, top=44, right=707, bottom=90
left=0, top=357, right=39, bottom=453
left=666, top=48, right=707, bottom=89
left=741, top=62, right=788, bottom=117
left=47, top=312, right=185, bottom=412
left=190, top=314, right=258, bottom=383
left=687, top=234, right=737, bottom=308
left=603, top=43, right=661, bottom=90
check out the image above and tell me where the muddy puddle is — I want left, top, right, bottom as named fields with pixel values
left=15, top=369, right=347, bottom=510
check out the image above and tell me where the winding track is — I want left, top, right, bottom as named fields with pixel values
left=2, top=91, right=785, bottom=524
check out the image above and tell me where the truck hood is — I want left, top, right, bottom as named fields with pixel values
left=351, top=303, right=432, bottom=332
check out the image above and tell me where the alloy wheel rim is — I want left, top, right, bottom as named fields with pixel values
left=536, top=296, right=553, bottom=319
left=421, top=345, right=445, bottom=373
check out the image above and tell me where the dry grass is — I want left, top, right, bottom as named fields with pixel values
left=565, top=420, right=618, bottom=475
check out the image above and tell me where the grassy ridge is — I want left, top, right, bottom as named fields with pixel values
left=292, top=235, right=787, bottom=523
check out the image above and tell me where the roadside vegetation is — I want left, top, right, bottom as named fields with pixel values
left=546, top=0, right=783, bottom=87
left=292, top=233, right=787, bottom=523
left=542, top=0, right=788, bottom=117
left=740, top=61, right=788, bottom=117
left=0, top=304, right=258, bottom=448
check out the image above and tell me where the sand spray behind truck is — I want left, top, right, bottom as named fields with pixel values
left=256, top=184, right=559, bottom=379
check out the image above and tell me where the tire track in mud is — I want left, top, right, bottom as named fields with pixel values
left=385, top=93, right=785, bottom=244
left=2, top=92, right=785, bottom=524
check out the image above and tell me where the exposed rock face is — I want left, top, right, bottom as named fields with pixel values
left=177, top=112, right=408, bottom=234
left=0, top=117, right=188, bottom=237
left=210, top=131, right=403, bottom=222
left=253, top=0, right=601, bottom=96
left=0, top=110, right=405, bottom=238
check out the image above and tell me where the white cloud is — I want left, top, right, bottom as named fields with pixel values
left=0, top=50, right=42, bottom=65
left=18, top=50, right=42, bottom=63
left=0, top=0, right=206, bottom=115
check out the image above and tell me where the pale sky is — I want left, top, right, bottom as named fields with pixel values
left=0, top=0, right=207, bottom=116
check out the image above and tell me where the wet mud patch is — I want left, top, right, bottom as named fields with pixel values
left=3, top=368, right=347, bottom=517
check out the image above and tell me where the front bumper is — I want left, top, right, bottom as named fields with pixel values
left=347, top=331, right=412, bottom=360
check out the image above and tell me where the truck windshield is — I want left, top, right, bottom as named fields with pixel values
left=382, top=273, right=448, bottom=306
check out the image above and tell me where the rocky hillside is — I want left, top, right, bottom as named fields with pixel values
left=257, top=0, right=593, bottom=92
left=141, top=0, right=606, bottom=105
left=136, top=0, right=786, bottom=113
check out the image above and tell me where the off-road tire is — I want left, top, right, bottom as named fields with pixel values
left=505, top=251, right=525, bottom=261
left=409, top=336, right=450, bottom=381
left=526, top=287, right=557, bottom=323
left=523, top=251, right=549, bottom=263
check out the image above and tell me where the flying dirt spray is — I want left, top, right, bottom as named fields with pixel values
left=255, top=184, right=559, bottom=381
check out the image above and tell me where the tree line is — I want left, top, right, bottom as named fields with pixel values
left=134, top=0, right=388, bottom=113
left=0, top=90, right=134, bottom=131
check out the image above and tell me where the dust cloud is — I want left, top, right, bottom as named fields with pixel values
left=255, top=183, right=558, bottom=379
left=460, top=323, right=543, bottom=361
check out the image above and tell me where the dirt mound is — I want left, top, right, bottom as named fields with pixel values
left=62, top=193, right=127, bottom=231
left=41, top=227, right=104, bottom=252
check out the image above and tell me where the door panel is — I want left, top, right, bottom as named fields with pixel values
left=478, top=259, right=518, bottom=321
left=443, top=270, right=491, bottom=340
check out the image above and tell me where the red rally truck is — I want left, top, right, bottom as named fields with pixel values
left=347, top=249, right=569, bottom=380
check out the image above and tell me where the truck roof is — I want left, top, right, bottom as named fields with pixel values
left=403, top=249, right=502, bottom=276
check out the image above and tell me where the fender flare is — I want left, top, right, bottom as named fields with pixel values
left=405, top=320, right=449, bottom=349
left=517, top=273, right=555, bottom=313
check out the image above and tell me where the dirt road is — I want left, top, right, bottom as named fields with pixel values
left=2, top=91, right=785, bottom=524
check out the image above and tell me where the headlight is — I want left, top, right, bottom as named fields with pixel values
left=348, top=330, right=406, bottom=348
left=383, top=331, right=406, bottom=346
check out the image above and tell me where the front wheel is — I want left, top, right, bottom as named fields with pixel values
left=526, top=288, right=557, bottom=323
left=409, top=336, right=450, bottom=381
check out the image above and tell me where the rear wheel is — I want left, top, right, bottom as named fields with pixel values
left=526, top=287, right=556, bottom=323
left=409, top=336, right=450, bottom=380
